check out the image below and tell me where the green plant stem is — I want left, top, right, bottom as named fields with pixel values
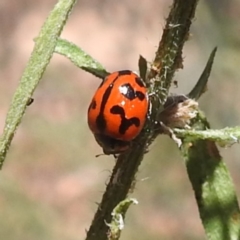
left=148, top=0, right=198, bottom=92
left=175, top=127, right=240, bottom=145
left=147, top=0, right=199, bottom=145
left=181, top=112, right=240, bottom=240
left=86, top=1, right=199, bottom=240
left=0, top=0, right=77, bottom=169
left=86, top=141, right=146, bottom=240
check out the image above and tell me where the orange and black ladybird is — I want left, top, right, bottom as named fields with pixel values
left=88, top=70, right=149, bottom=155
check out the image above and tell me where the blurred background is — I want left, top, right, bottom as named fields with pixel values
left=0, top=0, right=240, bottom=239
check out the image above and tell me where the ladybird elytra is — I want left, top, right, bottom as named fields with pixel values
left=88, top=70, right=149, bottom=154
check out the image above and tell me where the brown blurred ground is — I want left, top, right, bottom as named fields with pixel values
left=0, top=1, right=240, bottom=240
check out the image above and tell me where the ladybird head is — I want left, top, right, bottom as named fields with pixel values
left=94, top=133, right=130, bottom=155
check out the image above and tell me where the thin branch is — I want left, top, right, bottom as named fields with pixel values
left=86, top=142, right=146, bottom=240
left=86, top=1, right=199, bottom=240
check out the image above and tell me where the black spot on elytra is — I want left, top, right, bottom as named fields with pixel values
left=117, top=70, right=132, bottom=76
left=120, top=83, right=145, bottom=101
left=136, top=91, right=145, bottom=100
left=110, top=105, right=125, bottom=115
left=96, top=85, right=112, bottom=130
left=96, top=81, right=117, bottom=131
left=91, top=100, right=97, bottom=109
left=88, top=99, right=97, bottom=113
left=96, top=114, right=106, bottom=130
left=94, top=71, right=145, bottom=134
left=110, top=105, right=140, bottom=135
left=121, top=83, right=135, bottom=100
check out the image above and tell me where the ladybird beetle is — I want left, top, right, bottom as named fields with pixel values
left=88, top=70, right=149, bottom=155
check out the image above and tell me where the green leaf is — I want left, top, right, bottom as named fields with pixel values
left=106, top=198, right=138, bottom=240
left=55, top=38, right=109, bottom=79
left=174, top=127, right=240, bottom=147
left=0, top=0, right=77, bottom=169
left=138, top=55, right=148, bottom=83
left=188, top=47, right=217, bottom=100
left=181, top=111, right=240, bottom=240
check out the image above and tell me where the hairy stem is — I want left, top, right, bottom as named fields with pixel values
left=86, top=1, right=199, bottom=240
